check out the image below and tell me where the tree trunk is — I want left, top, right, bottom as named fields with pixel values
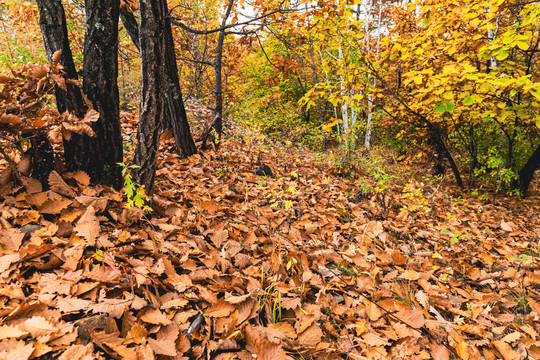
left=133, top=0, right=166, bottom=192
left=28, top=133, right=55, bottom=186
left=83, top=0, right=123, bottom=189
left=36, top=0, right=87, bottom=184
left=163, top=3, right=197, bottom=157
left=37, top=0, right=86, bottom=117
left=120, top=5, right=140, bottom=51
left=121, top=4, right=197, bottom=157
left=517, top=143, right=540, bottom=196
left=308, top=34, right=325, bottom=150
left=214, top=0, right=234, bottom=137
left=428, top=125, right=464, bottom=188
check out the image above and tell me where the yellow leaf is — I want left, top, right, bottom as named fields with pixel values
left=455, top=341, right=469, bottom=360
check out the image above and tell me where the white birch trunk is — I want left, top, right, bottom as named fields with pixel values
left=365, top=0, right=383, bottom=148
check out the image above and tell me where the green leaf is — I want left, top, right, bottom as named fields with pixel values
left=462, top=96, right=474, bottom=105
left=446, top=102, right=455, bottom=113
left=530, top=88, right=540, bottom=99
left=496, top=50, right=509, bottom=60
left=435, top=102, right=447, bottom=114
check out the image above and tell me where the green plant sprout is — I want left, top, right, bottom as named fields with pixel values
left=118, top=162, right=152, bottom=211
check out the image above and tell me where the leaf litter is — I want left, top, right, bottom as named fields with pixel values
left=0, top=110, right=539, bottom=359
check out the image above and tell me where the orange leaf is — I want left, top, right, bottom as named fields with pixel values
left=395, top=308, right=425, bottom=329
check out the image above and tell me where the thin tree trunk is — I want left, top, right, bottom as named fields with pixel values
left=338, top=46, right=350, bottom=153
left=163, top=3, right=197, bottom=157
left=430, top=125, right=464, bottom=188
left=120, top=5, right=140, bottom=51
left=365, top=0, right=382, bottom=149
left=83, top=0, right=123, bottom=189
left=308, top=34, right=325, bottom=150
left=133, top=0, right=166, bottom=192
left=214, top=0, right=234, bottom=137
left=518, top=143, right=540, bottom=196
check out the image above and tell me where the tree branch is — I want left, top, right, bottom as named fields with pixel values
left=170, top=6, right=289, bottom=35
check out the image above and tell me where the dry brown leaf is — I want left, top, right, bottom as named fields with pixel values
left=0, top=339, right=34, bottom=360
left=0, top=325, right=28, bottom=340
left=455, top=341, right=470, bottom=360
left=0, top=229, right=24, bottom=252
left=51, top=73, right=66, bottom=90
left=74, top=206, right=100, bottom=245
left=39, top=199, right=72, bottom=215
left=395, top=308, right=425, bottom=329
left=58, top=344, right=94, bottom=360
left=22, top=316, right=56, bottom=337
left=90, top=299, right=129, bottom=319
left=400, top=269, right=421, bottom=281
left=211, top=229, right=228, bottom=247
left=84, top=109, right=100, bottom=123
left=366, top=301, right=383, bottom=321
left=148, top=324, right=179, bottom=356
left=298, top=323, right=323, bottom=347
left=431, top=342, right=450, bottom=360
left=52, top=49, right=62, bottom=66
left=500, top=220, right=513, bottom=232
left=72, top=171, right=91, bottom=187
left=415, top=290, right=429, bottom=309
left=148, top=337, right=177, bottom=357
left=225, top=292, right=251, bottom=304
left=201, top=199, right=219, bottom=213
left=139, top=308, right=172, bottom=325
left=493, top=341, right=519, bottom=360
left=205, top=299, right=235, bottom=318
left=56, top=297, right=92, bottom=313
left=49, top=171, right=77, bottom=197
left=364, top=333, right=390, bottom=347
left=0, top=254, right=20, bottom=275
left=130, top=324, right=148, bottom=344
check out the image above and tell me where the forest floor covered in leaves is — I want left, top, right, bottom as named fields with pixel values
left=0, top=103, right=539, bottom=360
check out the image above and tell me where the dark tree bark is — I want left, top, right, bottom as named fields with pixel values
left=37, top=0, right=86, bottom=117
left=121, top=4, right=197, bottom=157
left=213, top=0, right=234, bottom=137
left=36, top=0, right=87, bottom=185
left=428, top=125, right=463, bottom=188
left=27, top=133, right=55, bottom=186
left=163, top=4, right=197, bottom=157
left=517, top=142, right=540, bottom=196
left=133, top=0, right=166, bottom=192
left=83, top=0, right=123, bottom=189
left=120, top=5, right=140, bottom=51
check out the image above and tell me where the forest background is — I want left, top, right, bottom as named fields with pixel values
left=0, top=0, right=538, bottom=197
